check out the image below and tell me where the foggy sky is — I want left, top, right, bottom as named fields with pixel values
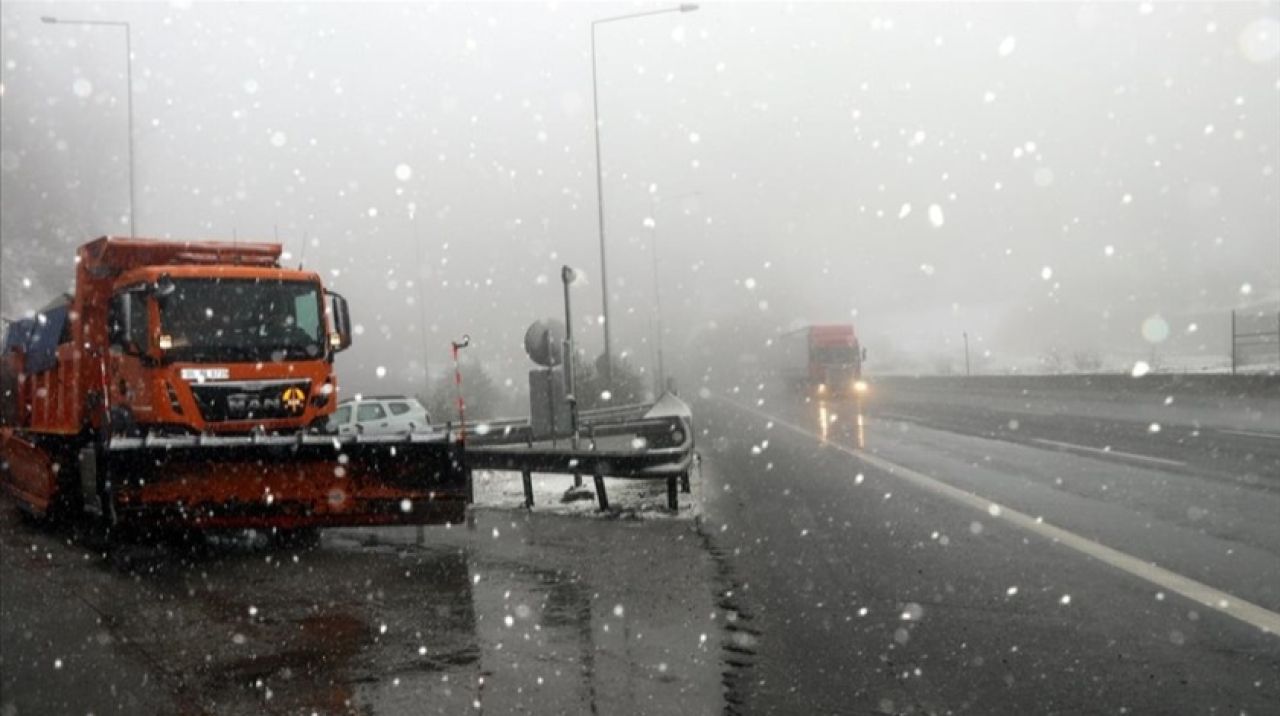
left=2, top=1, right=1278, bottom=400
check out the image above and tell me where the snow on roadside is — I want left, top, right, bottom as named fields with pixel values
left=471, top=469, right=704, bottom=520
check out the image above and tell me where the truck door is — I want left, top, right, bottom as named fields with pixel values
left=106, top=288, right=153, bottom=430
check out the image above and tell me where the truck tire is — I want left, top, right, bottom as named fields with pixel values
left=78, top=445, right=117, bottom=530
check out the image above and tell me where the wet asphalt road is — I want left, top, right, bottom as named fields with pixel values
left=696, top=379, right=1279, bottom=715
left=3, top=376, right=1277, bottom=715
left=0, top=505, right=720, bottom=716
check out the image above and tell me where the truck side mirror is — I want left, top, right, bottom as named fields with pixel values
left=861, top=347, right=868, bottom=361
left=152, top=273, right=176, bottom=307
left=327, top=292, right=353, bottom=352
left=107, top=295, right=128, bottom=351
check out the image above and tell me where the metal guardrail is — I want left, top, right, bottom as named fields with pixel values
left=467, top=394, right=696, bottom=511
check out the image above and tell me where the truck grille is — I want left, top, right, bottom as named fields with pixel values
left=190, top=380, right=311, bottom=422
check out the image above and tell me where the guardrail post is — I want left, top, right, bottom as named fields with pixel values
left=594, top=471, right=609, bottom=511
left=522, top=469, right=534, bottom=508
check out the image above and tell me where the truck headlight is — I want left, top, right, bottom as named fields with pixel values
left=853, top=380, right=868, bottom=394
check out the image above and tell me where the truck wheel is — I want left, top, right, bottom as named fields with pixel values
left=77, top=445, right=118, bottom=542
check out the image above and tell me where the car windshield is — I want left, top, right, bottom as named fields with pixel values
left=159, top=278, right=323, bottom=362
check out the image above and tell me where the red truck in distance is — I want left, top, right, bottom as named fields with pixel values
left=772, top=324, right=867, bottom=397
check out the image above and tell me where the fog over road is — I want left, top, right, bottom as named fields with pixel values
left=697, top=377, right=1280, bottom=714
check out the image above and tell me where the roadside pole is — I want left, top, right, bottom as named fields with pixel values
left=562, top=266, right=581, bottom=452
left=1230, top=310, right=1236, bottom=376
left=451, top=336, right=470, bottom=445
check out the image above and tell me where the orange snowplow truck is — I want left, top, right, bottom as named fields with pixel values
left=0, top=237, right=465, bottom=534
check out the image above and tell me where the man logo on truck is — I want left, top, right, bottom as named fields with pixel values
left=282, top=387, right=306, bottom=414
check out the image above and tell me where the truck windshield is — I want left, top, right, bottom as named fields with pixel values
left=158, top=278, right=324, bottom=362
left=811, top=346, right=858, bottom=365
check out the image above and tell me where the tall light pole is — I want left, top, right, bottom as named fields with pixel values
left=590, top=3, right=698, bottom=385
left=42, top=16, right=136, bottom=237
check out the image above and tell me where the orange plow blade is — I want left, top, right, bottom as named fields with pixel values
left=0, top=429, right=61, bottom=516
left=101, top=438, right=467, bottom=530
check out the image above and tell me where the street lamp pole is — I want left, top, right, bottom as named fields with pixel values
left=590, top=3, right=698, bottom=386
left=42, top=16, right=136, bottom=237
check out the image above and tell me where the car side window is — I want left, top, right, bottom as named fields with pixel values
left=388, top=402, right=411, bottom=416
left=333, top=406, right=352, bottom=425
left=356, top=403, right=386, bottom=422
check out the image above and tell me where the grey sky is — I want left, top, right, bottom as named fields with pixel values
left=2, top=1, right=1277, bottom=396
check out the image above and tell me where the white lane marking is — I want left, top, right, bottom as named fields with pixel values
left=1030, top=438, right=1186, bottom=467
left=722, top=399, right=1280, bottom=637
left=1219, top=429, right=1280, bottom=441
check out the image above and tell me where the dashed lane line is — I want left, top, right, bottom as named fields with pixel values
left=1029, top=437, right=1186, bottom=467
left=720, top=398, right=1280, bottom=638
left=1219, top=429, right=1280, bottom=441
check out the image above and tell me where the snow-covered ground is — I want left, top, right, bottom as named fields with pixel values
left=471, top=468, right=704, bottom=520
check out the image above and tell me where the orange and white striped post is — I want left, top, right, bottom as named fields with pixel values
left=451, top=335, right=470, bottom=446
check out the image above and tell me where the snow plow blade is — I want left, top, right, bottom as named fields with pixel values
left=97, top=435, right=466, bottom=530
left=0, top=430, right=61, bottom=517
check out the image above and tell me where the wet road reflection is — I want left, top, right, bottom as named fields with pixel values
left=0, top=502, right=721, bottom=715
left=812, top=396, right=867, bottom=449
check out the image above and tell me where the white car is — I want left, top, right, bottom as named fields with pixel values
left=329, top=396, right=432, bottom=437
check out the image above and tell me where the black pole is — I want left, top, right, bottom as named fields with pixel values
left=1230, top=310, right=1237, bottom=376
left=546, top=327, right=557, bottom=447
